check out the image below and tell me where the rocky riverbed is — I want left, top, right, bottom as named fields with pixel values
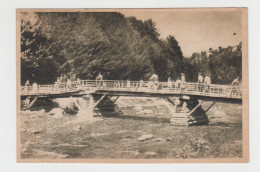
left=19, top=97, right=242, bottom=159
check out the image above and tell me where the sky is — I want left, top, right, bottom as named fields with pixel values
left=115, top=9, right=242, bottom=57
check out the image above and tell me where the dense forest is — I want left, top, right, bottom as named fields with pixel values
left=20, top=12, right=242, bottom=85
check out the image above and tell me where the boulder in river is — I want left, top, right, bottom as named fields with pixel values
left=72, top=125, right=82, bottom=131
left=138, top=134, right=154, bottom=141
left=144, top=151, right=157, bottom=157
left=39, top=109, right=45, bottom=113
left=133, top=106, right=143, bottom=111
left=48, top=108, right=64, bottom=118
left=153, top=138, right=165, bottom=142
left=140, top=109, right=153, bottom=114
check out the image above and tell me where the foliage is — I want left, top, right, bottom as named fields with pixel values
left=208, top=43, right=242, bottom=84
left=183, top=44, right=242, bottom=84
left=20, top=12, right=242, bottom=85
left=20, top=12, right=66, bottom=85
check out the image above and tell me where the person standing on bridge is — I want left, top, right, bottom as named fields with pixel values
left=197, top=73, right=204, bottom=92
left=24, top=80, right=30, bottom=94
left=181, top=73, right=186, bottom=82
left=32, top=82, right=38, bottom=93
left=232, top=76, right=240, bottom=87
left=180, top=73, right=186, bottom=92
left=54, top=78, right=60, bottom=91
left=61, top=74, right=68, bottom=89
left=175, top=77, right=181, bottom=89
left=204, top=74, right=211, bottom=93
left=126, top=79, right=131, bottom=88
left=59, top=75, right=63, bottom=83
left=231, top=76, right=240, bottom=96
left=115, top=80, right=120, bottom=88
left=76, top=78, right=81, bottom=89
left=96, top=72, right=103, bottom=88
left=66, top=78, right=72, bottom=90
left=168, top=77, right=172, bottom=89
left=139, top=79, right=143, bottom=90
left=70, top=74, right=77, bottom=89
left=150, top=74, right=159, bottom=91
left=61, top=74, right=68, bottom=83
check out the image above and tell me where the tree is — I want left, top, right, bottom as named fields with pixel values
left=163, top=35, right=184, bottom=79
left=20, top=12, right=65, bottom=85
left=208, top=43, right=242, bottom=84
left=20, top=12, right=187, bottom=83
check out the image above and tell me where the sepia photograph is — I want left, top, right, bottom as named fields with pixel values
left=16, top=8, right=248, bottom=163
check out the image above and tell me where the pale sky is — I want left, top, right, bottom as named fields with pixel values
left=115, top=9, right=242, bottom=57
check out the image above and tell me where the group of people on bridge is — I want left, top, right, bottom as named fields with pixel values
left=23, top=71, right=241, bottom=96
left=163, top=73, right=211, bottom=93
left=54, top=74, right=81, bottom=89
left=94, top=72, right=240, bottom=94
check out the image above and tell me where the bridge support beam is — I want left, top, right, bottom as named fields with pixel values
left=87, top=94, right=122, bottom=117
left=27, top=96, right=38, bottom=109
left=165, top=97, right=209, bottom=126
left=32, top=94, right=121, bottom=117
left=22, top=96, right=39, bottom=110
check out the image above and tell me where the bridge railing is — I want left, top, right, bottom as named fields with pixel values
left=20, top=80, right=242, bottom=99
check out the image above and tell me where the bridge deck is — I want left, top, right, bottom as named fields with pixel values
left=20, top=80, right=242, bottom=100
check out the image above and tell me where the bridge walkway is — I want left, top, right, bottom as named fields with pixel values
left=20, top=80, right=242, bottom=100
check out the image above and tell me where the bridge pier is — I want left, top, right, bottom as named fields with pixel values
left=165, top=96, right=209, bottom=126
left=21, top=93, right=122, bottom=118
left=91, top=94, right=122, bottom=117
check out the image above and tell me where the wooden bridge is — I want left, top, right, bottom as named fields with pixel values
left=20, top=80, right=242, bottom=126
left=21, top=80, right=242, bottom=101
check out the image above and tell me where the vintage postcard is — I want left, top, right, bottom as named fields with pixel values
left=17, top=8, right=248, bottom=163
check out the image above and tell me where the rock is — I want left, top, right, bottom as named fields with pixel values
left=140, top=109, right=153, bottom=114
left=132, top=151, right=140, bottom=157
left=32, top=149, right=69, bottom=159
left=122, top=151, right=140, bottom=157
left=121, top=138, right=131, bottom=141
left=25, top=110, right=31, bottom=114
left=144, top=151, right=157, bottom=157
left=133, top=106, right=143, bottom=111
left=214, top=110, right=226, bottom=116
left=31, top=129, right=44, bottom=134
left=73, top=125, right=82, bottom=131
left=204, top=145, right=210, bottom=150
left=54, top=143, right=88, bottom=148
left=39, top=109, right=45, bottom=113
left=153, top=138, right=165, bottom=142
left=138, top=134, right=154, bottom=141
left=166, top=137, right=173, bottom=141
left=48, top=108, right=64, bottom=118
left=93, top=113, right=102, bottom=117
left=170, top=118, right=175, bottom=123
left=197, top=138, right=208, bottom=145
